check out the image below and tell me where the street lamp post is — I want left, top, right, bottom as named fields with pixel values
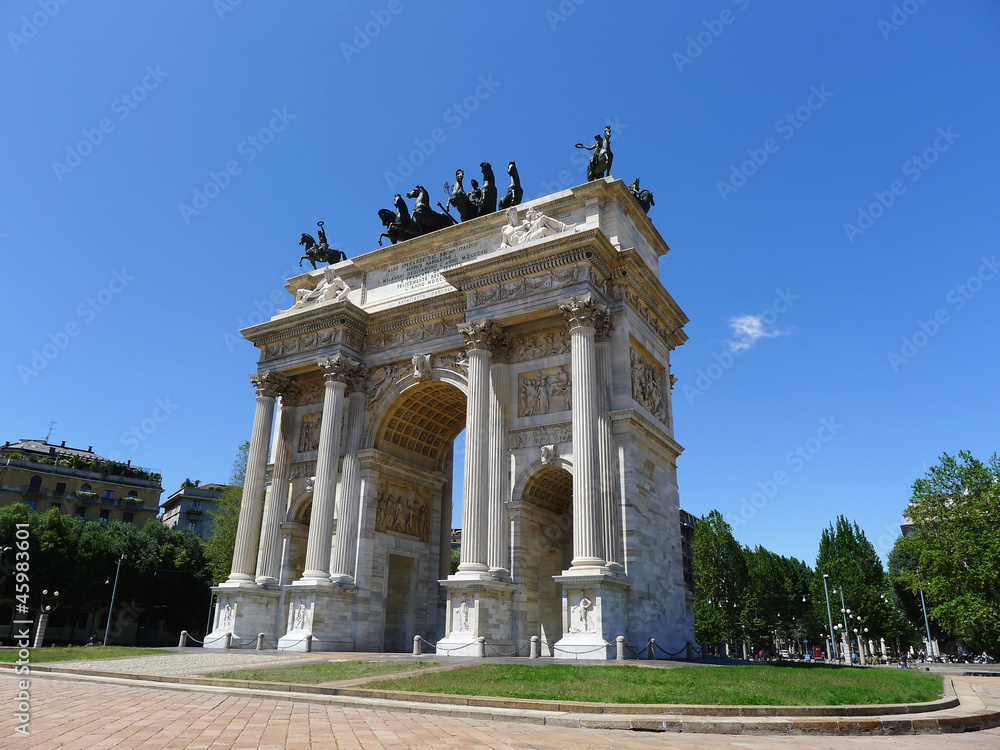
left=919, top=589, right=935, bottom=661
left=821, top=574, right=838, bottom=661
left=33, top=589, right=60, bottom=648
left=103, top=554, right=126, bottom=647
left=836, top=587, right=852, bottom=663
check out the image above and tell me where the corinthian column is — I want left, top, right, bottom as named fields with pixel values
left=456, top=319, right=502, bottom=578
left=559, top=294, right=606, bottom=569
left=297, top=354, right=354, bottom=583
left=487, top=332, right=511, bottom=579
left=330, top=366, right=369, bottom=584
left=227, top=372, right=283, bottom=584
left=595, top=312, right=624, bottom=572
left=255, top=380, right=301, bottom=585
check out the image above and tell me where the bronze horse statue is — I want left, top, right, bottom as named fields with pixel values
left=377, top=194, right=421, bottom=246
left=407, top=185, right=457, bottom=234
left=441, top=168, right=478, bottom=222
left=576, top=125, right=614, bottom=181
left=627, top=178, right=655, bottom=214
left=299, top=221, right=346, bottom=268
left=474, top=161, right=497, bottom=216
left=498, top=160, right=523, bottom=210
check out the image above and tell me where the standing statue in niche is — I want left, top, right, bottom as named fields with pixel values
left=498, top=160, right=523, bottom=210
left=576, top=125, right=614, bottom=181
left=456, top=598, right=471, bottom=631
left=570, top=594, right=594, bottom=633
left=293, top=603, right=307, bottom=630
left=219, top=604, right=234, bottom=631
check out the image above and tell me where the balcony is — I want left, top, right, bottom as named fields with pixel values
left=1, top=456, right=162, bottom=489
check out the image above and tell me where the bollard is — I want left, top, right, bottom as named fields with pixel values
left=648, top=638, right=656, bottom=660
left=530, top=635, right=540, bottom=660
left=476, top=637, right=486, bottom=658
left=686, top=640, right=694, bottom=661
left=223, top=632, right=232, bottom=649
left=305, top=634, right=313, bottom=652
left=256, top=633, right=265, bottom=650
left=616, top=635, right=625, bottom=661
left=413, top=635, right=423, bottom=656
left=178, top=630, right=188, bottom=648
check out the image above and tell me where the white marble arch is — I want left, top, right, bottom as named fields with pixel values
left=286, top=488, right=313, bottom=524
left=512, top=457, right=574, bottom=502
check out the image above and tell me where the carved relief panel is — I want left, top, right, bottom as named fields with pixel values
left=374, top=480, right=433, bottom=543
left=629, top=347, right=666, bottom=422
left=517, top=365, right=572, bottom=417
left=297, top=412, right=322, bottom=453
left=508, top=330, right=570, bottom=363
left=567, top=589, right=597, bottom=634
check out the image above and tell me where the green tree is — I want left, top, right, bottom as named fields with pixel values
left=692, top=510, right=748, bottom=648
left=897, top=451, right=1000, bottom=653
left=204, top=441, right=249, bottom=583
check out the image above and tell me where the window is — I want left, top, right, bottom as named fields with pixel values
left=103, top=489, right=115, bottom=501
left=55, top=482, right=66, bottom=496
left=122, top=512, right=134, bottom=525
left=28, top=476, right=42, bottom=494
left=191, top=500, right=201, bottom=511
left=80, top=483, right=91, bottom=492
left=24, top=499, right=37, bottom=511
left=127, top=490, right=138, bottom=499
left=74, top=505, right=86, bottom=519
left=187, top=522, right=197, bottom=530
left=99, top=509, right=111, bottom=522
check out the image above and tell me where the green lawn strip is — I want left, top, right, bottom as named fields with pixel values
left=209, top=660, right=439, bottom=685
left=0, top=646, right=176, bottom=664
left=367, top=664, right=945, bottom=706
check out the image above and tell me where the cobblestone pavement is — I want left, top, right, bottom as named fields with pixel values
left=4, top=673, right=999, bottom=749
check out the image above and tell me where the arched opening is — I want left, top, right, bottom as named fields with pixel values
left=517, top=465, right=573, bottom=657
left=370, top=380, right=467, bottom=651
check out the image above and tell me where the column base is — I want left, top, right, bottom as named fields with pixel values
left=277, top=582, right=357, bottom=652
left=204, top=583, right=280, bottom=649
left=551, top=572, right=631, bottom=661
left=436, top=578, right=516, bottom=658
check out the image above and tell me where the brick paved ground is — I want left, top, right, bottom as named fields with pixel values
left=3, top=673, right=999, bottom=749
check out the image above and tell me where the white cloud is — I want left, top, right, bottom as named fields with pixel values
left=726, top=314, right=788, bottom=353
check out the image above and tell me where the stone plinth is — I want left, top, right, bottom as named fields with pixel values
left=277, top=583, right=357, bottom=652
left=204, top=583, right=281, bottom=649
left=436, top=579, right=516, bottom=657
left=551, top=573, right=631, bottom=660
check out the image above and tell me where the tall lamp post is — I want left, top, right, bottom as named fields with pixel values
left=103, top=554, right=126, bottom=647
left=821, top=574, right=838, bottom=661
left=919, top=589, right=935, bottom=661
left=835, top=586, right=852, bottom=663
left=33, top=589, right=60, bottom=648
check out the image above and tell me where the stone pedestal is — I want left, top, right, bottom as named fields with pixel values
left=436, top=579, right=516, bottom=657
left=551, top=573, right=631, bottom=660
left=204, top=583, right=281, bottom=649
left=277, top=583, right=356, bottom=652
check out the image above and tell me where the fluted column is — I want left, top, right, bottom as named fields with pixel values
left=595, top=312, right=624, bottom=572
left=456, top=319, right=502, bottom=577
left=487, top=333, right=511, bottom=579
left=228, top=372, right=283, bottom=583
left=330, top=366, right=369, bottom=584
left=255, top=382, right=300, bottom=585
left=559, top=294, right=606, bottom=569
left=298, top=354, right=354, bottom=583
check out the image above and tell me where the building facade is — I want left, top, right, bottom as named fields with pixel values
left=161, top=482, right=227, bottom=539
left=206, top=179, right=694, bottom=658
left=0, top=439, right=162, bottom=526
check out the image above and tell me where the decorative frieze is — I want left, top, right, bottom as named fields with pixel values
left=630, top=347, right=666, bottom=422
left=616, top=284, right=675, bottom=348
left=260, top=324, right=364, bottom=362
left=508, top=330, right=570, bottom=363
left=508, top=422, right=573, bottom=450
left=470, top=265, right=591, bottom=308
left=289, top=461, right=317, bottom=480
left=374, top=481, right=432, bottom=543
left=518, top=365, right=572, bottom=417
left=367, top=363, right=408, bottom=406
left=366, top=317, right=462, bottom=353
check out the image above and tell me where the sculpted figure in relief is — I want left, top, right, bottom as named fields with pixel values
left=412, top=354, right=433, bottom=381
left=569, top=593, right=594, bottom=633
left=219, top=604, right=234, bottom=631
left=293, top=603, right=307, bottom=631
left=278, top=265, right=350, bottom=315
left=455, top=598, right=471, bottom=632
left=500, top=206, right=576, bottom=248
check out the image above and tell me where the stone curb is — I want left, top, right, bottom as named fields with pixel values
left=6, top=666, right=999, bottom=735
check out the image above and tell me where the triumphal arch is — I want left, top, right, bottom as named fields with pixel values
left=206, top=177, right=692, bottom=658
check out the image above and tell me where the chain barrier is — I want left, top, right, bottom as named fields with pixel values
left=653, top=641, right=687, bottom=659
left=623, top=641, right=645, bottom=657
left=485, top=640, right=531, bottom=658
left=433, top=641, right=478, bottom=654
left=185, top=634, right=206, bottom=646
left=551, top=641, right=612, bottom=658
left=417, top=640, right=437, bottom=653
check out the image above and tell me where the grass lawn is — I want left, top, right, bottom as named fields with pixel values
left=0, top=646, right=176, bottom=664
left=210, top=660, right=439, bottom=684
left=367, top=663, right=945, bottom=705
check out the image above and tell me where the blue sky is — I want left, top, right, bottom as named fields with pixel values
left=2, top=1, right=997, bottom=567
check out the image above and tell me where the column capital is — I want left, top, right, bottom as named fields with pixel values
left=250, top=371, right=289, bottom=398
left=347, top=364, right=370, bottom=395
left=559, top=293, right=608, bottom=331
left=458, top=319, right=507, bottom=354
left=594, top=309, right=614, bottom=343
left=318, top=353, right=360, bottom=385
